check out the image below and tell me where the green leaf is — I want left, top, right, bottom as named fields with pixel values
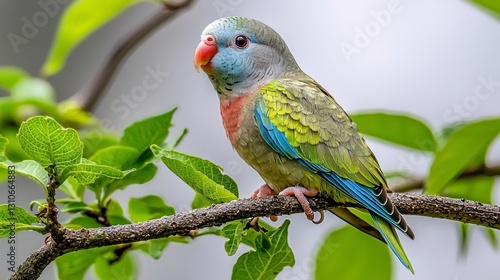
left=459, top=223, right=470, bottom=254
left=0, top=99, right=11, bottom=121
left=89, top=145, right=140, bottom=169
left=443, top=176, right=496, bottom=252
left=105, top=163, right=157, bottom=197
left=61, top=160, right=132, bottom=184
left=444, top=176, right=495, bottom=204
left=58, top=100, right=96, bottom=127
left=42, top=0, right=142, bottom=76
left=68, top=158, right=98, bottom=184
left=82, top=145, right=137, bottom=197
left=239, top=221, right=276, bottom=250
left=437, top=122, right=467, bottom=144
left=65, top=216, right=103, bottom=229
left=0, top=66, right=29, bottom=91
left=94, top=251, right=135, bottom=280
left=11, top=78, right=55, bottom=107
left=0, top=135, right=7, bottom=156
left=61, top=202, right=94, bottom=213
left=56, top=248, right=106, bottom=280
left=191, top=193, right=212, bottom=209
left=90, top=145, right=140, bottom=172
left=106, top=199, right=132, bottom=226
left=147, top=238, right=171, bottom=260
left=128, top=195, right=175, bottom=222
left=137, top=236, right=188, bottom=260
left=15, top=160, right=49, bottom=186
left=471, top=0, right=500, bottom=17
left=8, top=78, right=59, bottom=123
left=17, top=116, right=83, bottom=172
left=351, top=112, right=436, bottom=152
left=152, top=145, right=238, bottom=203
left=1, top=134, right=48, bottom=187
left=1, top=127, right=30, bottom=162
left=0, top=135, right=8, bottom=182
left=426, top=118, right=500, bottom=194
left=0, top=204, right=43, bottom=238
left=221, top=220, right=246, bottom=256
left=0, top=170, right=6, bottom=183
left=315, top=225, right=392, bottom=280
left=456, top=222, right=498, bottom=255
left=80, top=129, right=120, bottom=158
left=0, top=160, right=49, bottom=187
left=107, top=199, right=125, bottom=216
left=383, top=170, right=408, bottom=180
left=59, top=177, right=85, bottom=200
left=484, top=228, right=498, bottom=248
left=0, top=100, right=15, bottom=125
left=120, top=109, right=177, bottom=156
left=232, top=220, right=294, bottom=280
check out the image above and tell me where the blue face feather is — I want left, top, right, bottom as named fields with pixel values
left=200, top=17, right=300, bottom=96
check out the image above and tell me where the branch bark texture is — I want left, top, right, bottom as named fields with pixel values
left=10, top=193, right=500, bottom=280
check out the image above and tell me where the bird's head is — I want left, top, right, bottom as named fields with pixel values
left=194, top=17, right=301, bottom=98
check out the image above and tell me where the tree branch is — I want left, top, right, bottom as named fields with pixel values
left=11, top=242, right=63, bottom=280
left=10, top=193, right=500, bottom=280
left=73, top=0, right=195, bottom=112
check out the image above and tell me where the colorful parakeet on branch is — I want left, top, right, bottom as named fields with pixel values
left=194, top=17, right=414, bottom=272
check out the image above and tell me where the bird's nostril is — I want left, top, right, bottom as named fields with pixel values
left=204, top=35, right=216, bottom=45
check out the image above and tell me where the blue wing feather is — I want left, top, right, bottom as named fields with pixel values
left=255, top=101, right=405, bottom=233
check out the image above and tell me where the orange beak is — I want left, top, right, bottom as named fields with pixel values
left=194, top=35, right=218, bottom=73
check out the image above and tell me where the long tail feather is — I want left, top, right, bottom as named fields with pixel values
left=371, top=212, right=414, bottom=274
left=328, top=208, right=385, bottom=243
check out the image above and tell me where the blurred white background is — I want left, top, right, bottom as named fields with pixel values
left=1, top=0, right=500, bottom=279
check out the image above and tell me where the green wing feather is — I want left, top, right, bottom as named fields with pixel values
left=259, top=78, right=386, bottom=188
left=257, top=78, right=414, bottom=272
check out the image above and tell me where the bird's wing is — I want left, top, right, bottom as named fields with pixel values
left=254, top=78, right=413, bottom=238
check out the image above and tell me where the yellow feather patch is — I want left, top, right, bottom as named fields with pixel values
left=259, top=79, right=386, bottom=189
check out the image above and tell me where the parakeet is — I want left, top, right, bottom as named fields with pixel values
left=194, top=17, right=414, bottom=272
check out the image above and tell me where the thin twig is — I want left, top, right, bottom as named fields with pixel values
left=9, top=193, right=500, bottom=280
left=390, top=164, right=500, bottom=193
left=73, top=0, right=195, bottom=112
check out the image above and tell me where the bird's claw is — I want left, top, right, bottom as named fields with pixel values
left=312, top=210, right=325, bottom=224
left=279, top=186, right=323, bottom=224
left=252, top=184, right=323, bottom=224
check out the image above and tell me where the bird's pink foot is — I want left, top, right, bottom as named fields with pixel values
left=279, top=186, right=324, bottom=224
left=252, top=183, right=277, bottom=198
left=252, top=184, right=278, bottom=222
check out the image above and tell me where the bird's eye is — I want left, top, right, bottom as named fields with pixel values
left=234, top=35, right=248, bottom=48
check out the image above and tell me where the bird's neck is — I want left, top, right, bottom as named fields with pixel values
left=219, top=93, right=253, bottom=146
